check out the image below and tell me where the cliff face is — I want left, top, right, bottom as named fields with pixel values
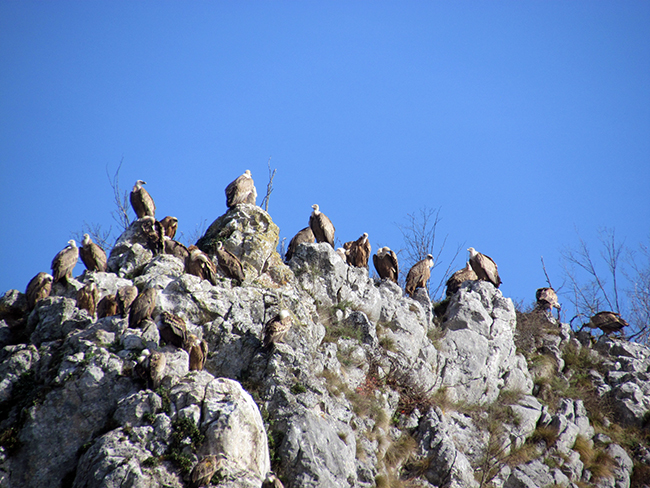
left=0, top=205, right=648, bottom=488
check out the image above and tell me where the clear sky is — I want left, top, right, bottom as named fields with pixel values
left=1, top=1, right=649, bottom=321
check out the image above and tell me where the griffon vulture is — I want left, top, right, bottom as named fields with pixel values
left=80, top=234, right=107, bottom=272
left=97, top=294, right=118, bottom=319
left=135, top=350, right=166, bottom=390
left=190, top=455, right=223, bottom=488
left=130, top=180, right=156, bottom=219
left=262, top=310, right=293, bottom=349
left=164, top=238, right=189, bottom=262
left=343, top=233, right=371, bottom=268
left=468, top=247, right=502, bottom=288
left=26, top=272, right=53, bottom=309
left=445, top=262, right=478, bottom=297
left=51, top=240, right=79, bottom=285
left=535, top=287, right=561, bottom=312
left=309, top=204, right=335, bottom=248
left=587, top=311, right=628, bottom=335
left=76, top=282, right=99, bottom=317
left=159, top=311, right=187, bottom=348
left=117, top=285, right=138, bottom=318
left=405, top=254, right=434, bottom=297
left=215, top=242, right=245, bottom=283
left=186, top=246, right=219, bottom=285
left=159, top=216, right=178, bottom=239
left=185, top=333, right=209, bottom=371
left=225, top=169, right=257, bottom=207
left=141, top=217, right=164, bottom=256
left=128, top=287, right=157, bottom=328
left=285, top=226, right=315, bottom=262
left=373, top=247, right=399, bottom=283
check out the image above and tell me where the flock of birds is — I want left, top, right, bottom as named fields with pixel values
left=18, top=169, right=630, bottom=487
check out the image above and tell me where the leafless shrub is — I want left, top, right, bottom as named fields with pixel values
left=107, top=158, right=131, bottom=231
left=260, top=157, right=277, bottom=212
left=178, top=219, right=208, bottom=247
left=72, top=221, right=113, bottom=252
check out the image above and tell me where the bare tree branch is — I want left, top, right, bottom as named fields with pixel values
left=260, top=157, right=276, bottom=212
left=106, top=158, right=131, bottom=230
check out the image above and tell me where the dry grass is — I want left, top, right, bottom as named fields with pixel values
left=530, top=425, right=559, bottom=448
left=589, top=450, right=617, bottom=481
left=383, top=433, right=418, bottom=468
left=572, top=434, right=595, bottom=465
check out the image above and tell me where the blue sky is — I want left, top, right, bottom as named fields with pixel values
left=1, top=1, right=649, bottom=321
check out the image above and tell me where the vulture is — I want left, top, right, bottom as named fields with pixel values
left=535, top=287, right=561, bottom=312
left=97, top=294, right=119, bottom=319
left=309, top=204, right=335, bottom=248
left=51, top=240, right=79, bottom=285
left=587, top=311, right=628, bottom=335
left=343, top=233, right=371, bottom=268
left=128, top=287, right=157, bottom=329
left=405, top=254, right=434, bottom=297
left=159, top=216, right=178, bottom=239
left=468, top=247, right=502, bottom=288
left=76, top=282, right=99, bottom=317
left=215, top=242, right=245, bottom=283
left=262, top=473, right=285, bottom=488
left=164, top=238, right=189, bottom=262
left=116, top=285, right=138, bottom=318
left=225, top=169, right=257, bottom=207
left=190, top=455, right=223, bottom=488
left=25, top=272, right=52, bottom=309
left=79, top=234, right=107, bottom=272
left=135, top=350, right=166, bottom=390
left=185, top=333, right=209, bottom=371
left=159, top=311, right=187, bottom=348
left=262, top=310, right=293, bottom=349
left=285, top=226, right=315, bottom=262
left=186, top=246, right=219, bottom=285
left=130, top=180, right=156, bottom=219
left=373, top=247, right=399, bottom=284
left=141, top=217, right=165, bottom=256
left=445, top=262, right=478, bottom=297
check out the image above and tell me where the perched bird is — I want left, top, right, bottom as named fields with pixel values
left=79, top=234, right=108, bottom=272
left=185, top=333, right=209, bottom=371
left=373, top=247, right=399, bottom=284
left=225, top=169, right=257, bottom=207
left=159, top=311, right=187, bottom=348
left=468, top=247, right=502, bottom=288
left=164, top=238, right=190, bottom=262
left=141, top=217, right=165, bottom=256
left=76, top=282, right=99, bottom=317
left=128, top=287, right=157, bottom=328
left=285, top=226, right=315, bottom=262
left=186, top=246, right=219, bottom=285
left=190, top=455, right=222, bottom=488
left=135, top=350, right=167, bottom=390
left=445, top=262, right=478, bottom=297
left=343, top=233, right=371, bottom=268
left=51, top=240, right=79, bottom=285
left=25, top=272, right=53, bottom=309
left=130, top=180, right=156, bottom=219
left=309, top=204, right=335, bottom=248
left=262, top=310, right=293, bottom=349
left=535, top=287, right=561, bottom=312
left=262, top=472, right=284, bottom=488
left=587, top=311, right=628, bottom=335
left=405, top=254, right=434, bottom=297
left=159, top=216, right=178, bottom=239
left=116, top=285, right=138, bottom=318
left=214, top=242, right=245, bottom=283
left=96, top=294, right=119, bottom=319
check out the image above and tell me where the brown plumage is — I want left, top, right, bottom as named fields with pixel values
left=405, top=254, right=434, bottom=297
left=587, top=311, right=628, bottom=335
left=135, top=350, right=167, bottom=389
left=373, top=247, right=399, bottom=283
left=164, top=238, right=190, bottom=262
left=76, top=282, right=99, bottom=317
left=130, top=180, right=156, bottom=219
left=141, top=216, right=164, bottom=256
left=468, top=247, right=502, bottom=288
left=186, top=246, right=219, bottom=285
left=159, top=311, right=187, bottom=348
left=25, top=272, right=53, bottom=309
left=262, top=473, right=284, bottom=488
left=309, top=204, right=335, bottom=248
left=215, top=242, right=245, bottom=283
left=343, top=233, right=371, bottom=268
left=262, top=310, right=293, bottom=349
left=535, top=287, right=561, bottom=311
left=159, top=216, right=178, bottom=239
left=97, top=294, right=119, bottom=318
left=79, top=234, right=107, bottom=272
left=285, top=226, right=315, bottom=262
left=128, top=287, right=157, bottom=328
left=445, top=262, right=478, bottom=297
left=116, top=285, right=138, bottom=318
left=190, top=455, right=221, bottom=488
left=225, top=169, right=257, bottom=207
left=185, top=333, right=209, bottom=371
left=51, top=240, right=79, bottom=285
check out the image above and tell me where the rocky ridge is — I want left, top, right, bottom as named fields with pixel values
left=0, top=204, right=648, bottom=488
